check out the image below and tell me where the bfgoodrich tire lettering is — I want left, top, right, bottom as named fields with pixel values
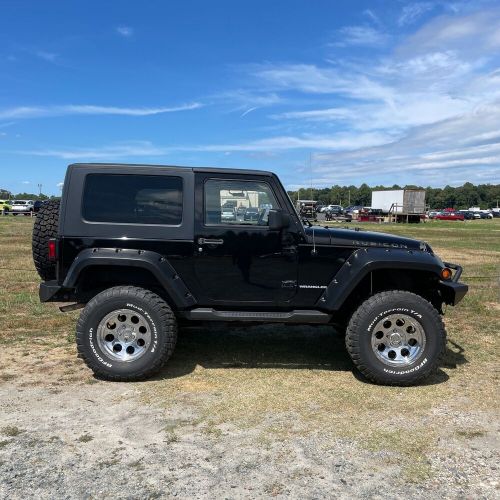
left=76, top=286, right=177, bottom=381
left=346, top=290, right=446, bottom=386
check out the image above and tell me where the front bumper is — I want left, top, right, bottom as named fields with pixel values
left=439, top=261, right=468, bottom=305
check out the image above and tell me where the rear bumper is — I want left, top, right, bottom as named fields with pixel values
left=39, top=281, right=74, bottom=302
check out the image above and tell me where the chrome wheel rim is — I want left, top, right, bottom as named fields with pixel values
left=96, top=308, right=151, bottom=362
left=371, top=313, right=426, bottom=366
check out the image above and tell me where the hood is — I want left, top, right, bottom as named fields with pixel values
left=304, top=226, right=426, bottom=251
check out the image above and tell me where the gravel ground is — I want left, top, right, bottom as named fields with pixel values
left=1, top=336, right=498, bottom=500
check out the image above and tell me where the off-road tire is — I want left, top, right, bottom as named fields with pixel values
left=32, top=199, right=60, bottom=280
left=76, top=286, right=177, bottom=381
left=346, top=290, right=446, bottom=386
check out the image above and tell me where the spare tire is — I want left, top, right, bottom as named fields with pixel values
left=32, top=199, right=60, bottom=280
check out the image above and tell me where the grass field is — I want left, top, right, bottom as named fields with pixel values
left=0, top=216, right=499, bottom=491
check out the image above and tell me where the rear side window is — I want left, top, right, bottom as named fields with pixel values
left=83, top=174, right=183, bottom=225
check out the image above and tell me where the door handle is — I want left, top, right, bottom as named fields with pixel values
left=197, top=237, right=224, bottom=245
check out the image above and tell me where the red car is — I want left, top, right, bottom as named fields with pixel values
left=435, top=211, right=465, bottom=221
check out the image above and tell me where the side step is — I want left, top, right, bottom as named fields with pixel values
left=182, top=308, right=331, bottom=324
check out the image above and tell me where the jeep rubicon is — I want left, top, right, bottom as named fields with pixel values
left=33, top=164, right=468, bottom=385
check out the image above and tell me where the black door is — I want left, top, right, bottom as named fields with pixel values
left=193, top=174, right=298, bottom=305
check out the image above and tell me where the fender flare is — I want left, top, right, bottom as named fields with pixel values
left=62, top=248, right=196, bottom=309
left=316, top=247, right=443, bottom=311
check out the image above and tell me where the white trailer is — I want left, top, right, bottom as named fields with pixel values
left=371, top=189, right=426, bottom=214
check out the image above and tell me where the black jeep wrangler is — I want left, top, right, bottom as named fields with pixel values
left=33, top=164, right=468, bottom=385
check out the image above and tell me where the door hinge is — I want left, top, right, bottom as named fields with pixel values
left=281, top=280, right=297, bottom=289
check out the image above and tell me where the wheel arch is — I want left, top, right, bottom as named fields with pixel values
left=318, top=248, right=444, bottom=315
left=63, top=248, right=196, bottom=310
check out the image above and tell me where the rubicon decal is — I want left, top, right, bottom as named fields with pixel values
left=352, top=240, right=408, bottom=249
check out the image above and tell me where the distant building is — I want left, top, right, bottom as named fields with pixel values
left=371, top=189, right=426, bottom=214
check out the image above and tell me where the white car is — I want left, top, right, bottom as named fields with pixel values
left=321, top=204, right=343, bottom=213
left=221, top=207, right=236, bottom=221
left=11, top=200, right=35, bottom=215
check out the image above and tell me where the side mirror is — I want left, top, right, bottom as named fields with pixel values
left=268, top=209, right=290, bottom=230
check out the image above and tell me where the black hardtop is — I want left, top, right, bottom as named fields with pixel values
left=68, top=163, right=275, bottom=177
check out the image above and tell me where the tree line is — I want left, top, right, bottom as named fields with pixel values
left=0, top=189, right=60, bottom=201
left=288, top=182, right=500, bottom=210
left=3, top=182, right=499, bottom=210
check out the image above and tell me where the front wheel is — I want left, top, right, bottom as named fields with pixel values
left=346, top=291, right=446, bottom=386
left=76, top=286, right=177, bottom=381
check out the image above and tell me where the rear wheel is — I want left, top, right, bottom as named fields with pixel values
left=76, top=286, right=177, bottom=381
left=346, top=290, right=446, bottom=385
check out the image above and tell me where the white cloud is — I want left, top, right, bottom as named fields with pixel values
left=252, top=64, right=395, bottom=102
left=332, top=26, right=389, bottom=47
left=189, top=131, right=395, bottom=152
left=0, top=103, right=203, bottom=120
left=270, top=107, right=352, bottom=121
left=20, top=130, right=396, bottom=160
left=35, top=50, right=58, bottom=62
left=240, top=107, right=258, bottom=117
left=25, top=141, right=168, bottom=160
left=397, top=9, right=500, bottom=58
left=312, top=103, right=500, bottom=186
left=398, top=2, right=435, bottom=26
left=225, top=7, right=500, bottom=187
left=363, top=9, right=381, bottom=25
left=115, top=26, right=133, bottom=37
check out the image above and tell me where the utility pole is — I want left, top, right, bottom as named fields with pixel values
left=309, top=152, right=313, bottom=201
left=37, top=183, right=42, bottom=196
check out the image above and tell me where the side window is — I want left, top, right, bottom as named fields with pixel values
left=204, top=179, right=279, bottom=226
left=83, top=174, right=183, bottom=225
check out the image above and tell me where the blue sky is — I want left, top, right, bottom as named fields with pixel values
left=1, top=0, right=499, bottom=195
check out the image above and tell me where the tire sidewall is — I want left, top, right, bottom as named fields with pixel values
left=356, top=295, right=443, bottom=382
left=80, top=294, right=169, bottom=377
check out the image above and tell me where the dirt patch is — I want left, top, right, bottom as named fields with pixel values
left=1, top=325, right=499, bottom=499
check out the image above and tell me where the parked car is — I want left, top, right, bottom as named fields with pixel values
left=221, top=207, right=236, bottom=222
left=11, top=200, right=35, bottom=215
left=324, top=205, right=343, bottom=215
left=479, top=211, right=493, bottom=219
left=321, top=204, right=343, bottom=214
left=435, top=211, right=464, bottom=221
left=459, top=211, right=475, bottom=220
left=344, top=205, right=362, bottom=216
left=325, top=210, right=352, bottom=222
left=243, top=207, right=260, bottom=222
left=0, top=199, right=12, bottom=213
left=236, top=206, right=247, bottom=216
